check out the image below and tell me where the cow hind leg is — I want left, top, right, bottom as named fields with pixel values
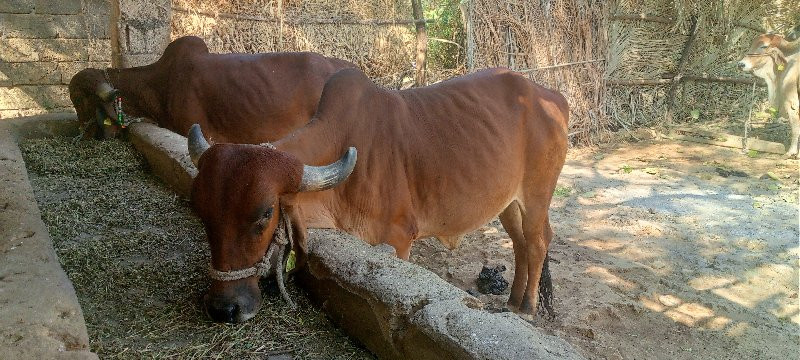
left=499, top=201, right=527, bottom=309
left=516, top=201, right=553, bottom=316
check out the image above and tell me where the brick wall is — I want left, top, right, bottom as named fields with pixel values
left=0, top=0, right=112, bottom=119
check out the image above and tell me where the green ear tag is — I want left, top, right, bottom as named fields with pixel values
left=285, top=250, right=296, bottom=272
left=103, top=118, right=112, bottom=126
left=777, top=64, right=785, bottom=71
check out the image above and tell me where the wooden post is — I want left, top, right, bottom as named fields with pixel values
left=411, top=0, right=427, bottom=86
left=459, top=0, right=474, bottom=72
left=666, top=16, right=699, bottom=124
left=109, top=0, right=122, bottom=68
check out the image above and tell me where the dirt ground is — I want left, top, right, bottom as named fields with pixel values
left=411, top=136, right=799, bottom=360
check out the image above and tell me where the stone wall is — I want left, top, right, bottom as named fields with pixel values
left=0, top=0, right=112, bottom=119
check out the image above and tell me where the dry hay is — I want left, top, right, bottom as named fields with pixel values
left=465, top=0, right=611, bottom=145
left=20, top=138, right=372, bottom=359
left=608, top=0, right=798, bottom=143
left=171, top=0, right=417, bottom=87
left=467, top=0, right=798, bottom=145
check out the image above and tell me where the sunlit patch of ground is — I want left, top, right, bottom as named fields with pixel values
left=412, top=136, right=798, bottom=360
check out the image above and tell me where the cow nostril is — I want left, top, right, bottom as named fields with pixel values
left=737, top=61, right=746, bottom=69
left=208, top=302, right=239, bottom=323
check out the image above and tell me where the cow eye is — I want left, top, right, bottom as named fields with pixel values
left=760, top=44, right=768, bottom=49
left=254, top=206, right=274, bottom=232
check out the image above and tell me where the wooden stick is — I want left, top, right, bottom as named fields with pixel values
left=411, top=0, right=427, bottom=86
left=666, top=16, right=699, bottom=124
left=606, top=75, right=762, bottom=86
left=606, top=79, right=673, bottom=86
left=610, top=13, right=675, bottom=24
left=681, top=75, right=763, bottom=85
left=172, top=6, right=433, bottom=26
left=733, top=21, right=765, bottom=33
left=459, top=1, right=475, bottom=72
left=667, top=131, right=785, bottom=154
left=517, top=59, right=604, bottom=72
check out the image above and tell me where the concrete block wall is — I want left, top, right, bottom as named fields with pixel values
left=0, top=0, right=111, bottom=119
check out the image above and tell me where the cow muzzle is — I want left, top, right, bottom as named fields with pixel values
left=203, top=206, right=296, bottom=322
left=737, top=59, right=754, bottom=73
left=204, top=279, right=261, bottom=323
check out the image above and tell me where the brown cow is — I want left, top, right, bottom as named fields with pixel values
left=68, top=36, right=354, bottom=142
left=188, top=68, right=569, bottom=323
left=738, top=33, right=800, bottom=157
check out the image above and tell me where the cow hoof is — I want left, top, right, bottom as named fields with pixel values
left=783, top=151, right=798, bottom=159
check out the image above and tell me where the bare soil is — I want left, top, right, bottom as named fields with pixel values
left=411, top=136, right=799, bottom=360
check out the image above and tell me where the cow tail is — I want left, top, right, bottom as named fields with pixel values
left=537, top=252, right=556, bottom=320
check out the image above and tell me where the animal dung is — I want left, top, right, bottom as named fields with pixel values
left=476, top=264, right=509, bottom=295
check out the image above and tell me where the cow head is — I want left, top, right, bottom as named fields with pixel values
left=187, top=124, right=357, bottom=322
left=738, top=34, right=789, bottom=76
left=68, top=68, right=123, bottom=139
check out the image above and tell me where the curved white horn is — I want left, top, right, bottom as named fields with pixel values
left=298, top=147, right=358, bottom=192
left=188, top=124, right=211, bottom=166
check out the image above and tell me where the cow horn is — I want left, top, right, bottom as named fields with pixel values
left=188, top=124, right=211, bottom=166
left=298, top=147, right=358, bottom=192
left=95, top=82, right=118, bottom=102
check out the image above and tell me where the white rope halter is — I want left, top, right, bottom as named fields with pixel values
left=207, top=206, right=296, bottom=308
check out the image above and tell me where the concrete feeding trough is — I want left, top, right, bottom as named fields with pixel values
left=0, top=116, right=584, bottom=359
left=0, top=114, right=96, bottom=360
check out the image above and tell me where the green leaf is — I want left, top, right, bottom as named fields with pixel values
left=554, top=186, right=572, bottom=197
left=746, top=149, right=758, bottom=158
left=766, top=171, right=780, bottom=181
left=285, top=250, right=296, bottom=272
left=620, top=164, right=633, bottom=174
left=689, top=109, right=700, bottom=120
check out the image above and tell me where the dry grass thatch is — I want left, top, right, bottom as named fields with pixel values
left=465, top=0, right=799, bottom=145
left=171, top=0, right=418, bottom=87
left=606, top=0, right=778, bottom=135
left=464, top=0, right=610, bottom=145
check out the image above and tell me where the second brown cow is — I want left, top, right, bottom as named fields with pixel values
left=69, top=36, right=354, bottom=142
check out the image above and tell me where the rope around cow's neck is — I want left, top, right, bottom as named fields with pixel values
left=207, top=206, right=296, bottom=309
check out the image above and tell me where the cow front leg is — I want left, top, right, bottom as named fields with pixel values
left=785, top=113, right=800, bottom=158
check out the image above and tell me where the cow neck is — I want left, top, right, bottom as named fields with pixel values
left=106, top=66, right=167, bottom=123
